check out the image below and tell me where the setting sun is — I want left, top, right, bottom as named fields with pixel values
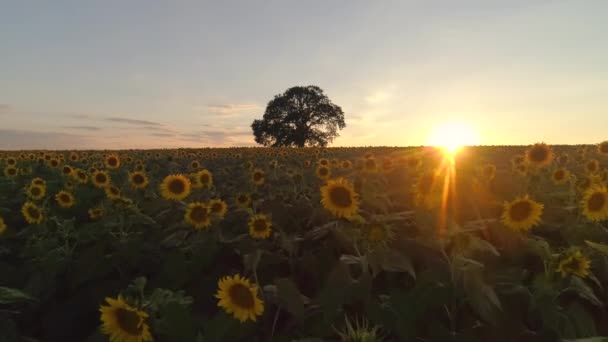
left=427, top=122, right=480, bottom=153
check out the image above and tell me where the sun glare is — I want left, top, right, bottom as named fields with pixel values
left=427, top=122, right=480, bottom=154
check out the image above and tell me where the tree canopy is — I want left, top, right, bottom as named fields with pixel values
left=251, top=85, right=345, bottom=147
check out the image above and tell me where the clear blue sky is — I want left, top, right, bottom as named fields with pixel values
left=1, top=0, right=607, bottom=149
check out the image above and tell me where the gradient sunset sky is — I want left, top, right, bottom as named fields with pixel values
left=1, top=1, right=607, bottom=150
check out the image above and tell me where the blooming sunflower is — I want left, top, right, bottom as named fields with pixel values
left=320, top=178, right=360, bottom=219
left=215, top=274, right=264, bottom=323
left=159, top=174, right=191, bottom=201
left=341, top=160, right=352, bottom=169
left=581, top=186, right=608, bottom=222
left=209, top=199, right=228, bottom=218
left=598, top=141, right=608, bottom=156
left=55, top=190, right=75, bottom=208
left=193, top=169, right=213, bottom=189
left=104, top=154, right=121, bottom=169
left=74, top=168, right=89, bottom=184
left=525, top=143, right=553, bottom=167
left=248, top=214, right=272, bottom=239
left=318, top=158, right=330, bottom=166
left=585, top=159, right=600, bottom=174
left=0, top=216, right=6, bottom=235
left=31, top=177, right=46, bottom=186
left=99, top=295, right=153, bottom=342
left=190, top=160, right=200, bottom=170
left=89, top=207, right=105, bottom=220
left=557, top=250, right=591, bottom=278
left=551, top=168, right=570, bottom=185
left=26, top=184, right=46, bottom=200
left=62, top=165, right=74, bottom=177
left=501, top=195, right=543, bottom=231
left=21, top=202, right=44, bottom=224
left=185, top=202, right=211, bottom=229
left=105, top=185, right=122, bottom=200
left=316, top=165, right=331, bottom=180
left=3, top=166, right=18, bottom=178
left=92, top=170, right=111, bottom=188
left=251, top=169, right=265, bottom=185
left=236, top=193, right=252, bottom=208
left=129, top=171, right=149, bottom=189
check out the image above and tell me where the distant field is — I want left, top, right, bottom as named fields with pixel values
left=1, top=144, right=608, bottom=341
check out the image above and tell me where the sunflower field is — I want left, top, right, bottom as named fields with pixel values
left=2, top=143, right=608, bottom=341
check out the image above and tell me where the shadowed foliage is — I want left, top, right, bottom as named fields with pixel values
left=251, top=86, right=346, bottom=147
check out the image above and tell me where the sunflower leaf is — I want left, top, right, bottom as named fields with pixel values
left=0, top=286, right=35, bottom=304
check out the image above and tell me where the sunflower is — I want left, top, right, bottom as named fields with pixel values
left=62, top=165, right=74, bottom=177
left=21, top=202, right=44, bottom=224
left=26, top=184, right=46, bottom=200
left=501, top=195, right=543, bottom=231
left=341, top=160, right=352, bottom=169
left=557, top=251, right=591, bottom=278
left=31, top=177, right=46, bottom=186
left=251, top=169, right=265, bottom=185
left=92, top=170, right=111, bottom=188
left=190, top=160, right=200, bottom=170
left=481, top=164, right=496, bottom=181
left=89, top=207, right=105, bottom=220
left=129, top=171, right=149, bottom=189
left=105, top=185, right=122, bottom=200
left=74, top=168, right=89, bottom=184
left=363, top=222, right=395, bottom=249
left=581, top=186, right=608, bottom=222
left=585, top=159, right=600, bottom=174
left=3, top=166, right=18, bottom=178
left=320, top=178, right=360, bottom=219
left=598, top=141, right=608, bottom=156
left=318, top=158, right=330, bottom=166
left=316, top=165, right=331, bottom=180
left=248, top=214, right=272, bottom=239
left=185, top=202, right=212, bottom=229
left=0, top=217, right=6, bottom=236
left=160, top=174, right=191, bottom=201
left=215, top=274, right=264, bottom=323
left=99, top=295, right=153, bottom=342
left=236, top=193, right=252, bottom=208
left=55, top=190, right=75, bottom=208
left=104, top=154, right=121, bottom=169
left=209, top=199, right=228, bottom=218
left=193, top=169, right=213, bottom=189
left=525, top=143, right=553, bottom=167
left=551, top=168, right=570, bottom=185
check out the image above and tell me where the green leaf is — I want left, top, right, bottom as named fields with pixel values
left=0, top=286, right=35, bottom=304
left=585, top=240, right=608, bottom=256
left=275, top=278, right=305, bottom=318
left=156, top=302, right=197, bottom=342
left=564, top=277, right=603, bottom=307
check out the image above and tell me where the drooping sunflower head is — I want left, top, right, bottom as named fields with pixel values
left=581, top=186, right=608, bottom=222
left=99, top=295, right=153, bottom=342
left=525, top=143, right=553, bottom=167
left=160, top=174, right=191, bottom=201
left=251, top=169, right=265, bottom=185
left=26, top=184, right=46, bottom=200
left=55, top=190, right=75, bottom=208
left=501, top=195, right=544, bottom=232
left=89, top=207, right=105, bottom=220
left=21, top=201, right=44, bottom=225
left=320, top=178, right=360, bottom=219
left=236, top=193, right=252, bottom=208
left=248, top=214, right=273, bottom=239
left=551, top=168, right=570, bottom=185
left=92, top=170, right=111, bottom=188
left=585, top=159, right=600, bottom=174
left=129, top=171, right=149, bottom=189
left=215, top=274, right=264, bottom=323
left=557, top=250, right=591, bottom=278
left=316, top=165, right=331, bottom=180
left=104, top=154, right=121, bottom=169
left=209, top=199, right=228, bottom=218
left=105, top=185, right=122, bottom=200
left=598, top=141, right=608, bottom=156
left=185, top=202, right=212, bottom=229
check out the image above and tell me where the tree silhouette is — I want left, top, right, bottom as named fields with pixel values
left=251, top=86, right=345, bottom=147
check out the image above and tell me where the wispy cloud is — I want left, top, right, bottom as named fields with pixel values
left=204, top=103, right=262, bottom=115
left=105, top=117, right=163, bottom=126
left=64, top=126, right=102, bottom=131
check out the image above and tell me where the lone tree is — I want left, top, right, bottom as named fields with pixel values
left=251, top=85, right=345, bottom=147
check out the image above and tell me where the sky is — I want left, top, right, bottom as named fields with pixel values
left=1, top=0, right=607, bottom=150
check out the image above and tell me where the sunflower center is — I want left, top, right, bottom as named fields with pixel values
left=189, top=206, right=208, bottom=222
left=132, top=174, right=145, bottom=184
left=115, top=307, right=143, bottom=336
left=529, top=147, right=549, bottom=163
left=31, top=187, right=41, bottom=196
left=253, top=219, right=267, bottom=232
left=60, top=194, right=71, bottom=203
left=329, top=186, right=353, bottom=208
left=509, top=201, right=532, bottom=222
left=253, top=173, right=263, bottom=182
left=63, top=167, right=71, bottom=174
left=587, top=162, right=598, bottom=172
left=8, top=168, right=17, bottom=175
left=200, top=174, right=210, bottom=184
left=168, top=179, right=185, bottom=194
left=587, top=192, right=606, bottom=212
left=96, top=173, right=107, bottom=183
left=27, top=206, right=40, bottom=219
left=212, top=203, right=223, bottom=213
left=228, top=283, right=255, bottom=309
left=554, top=170, right=564, bottom=180
left=319, top=168, right=328, bottom=176
left=108, top=158, right=118, bottom=167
